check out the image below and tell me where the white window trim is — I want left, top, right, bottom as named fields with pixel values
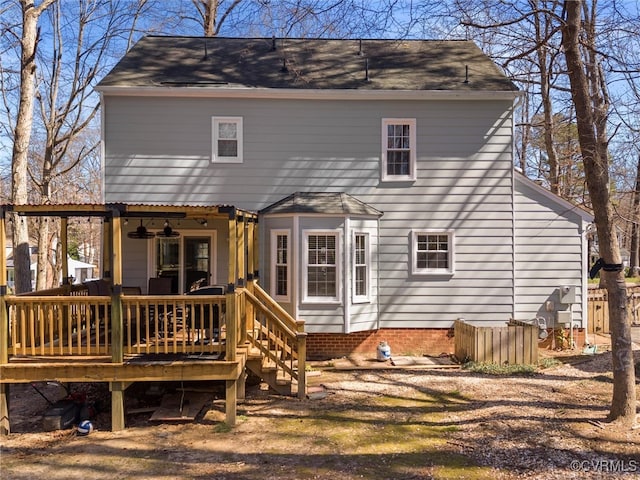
left=302, top=229, right=342, bottom=304
left=212, top=116, right=243, bottom=163
left=381, top=118, right=417, bottom=182
left=271, top=229, right=291, bottom=302
left=410, top=229, right=455, bottom=275
left=352, top=232, right=371, bottom=304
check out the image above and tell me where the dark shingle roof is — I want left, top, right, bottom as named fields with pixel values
left=260, top=192, right=383, bottom=216
left=97, top=36, right=517, bottom=92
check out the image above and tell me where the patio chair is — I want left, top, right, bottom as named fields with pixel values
left=148, top=277, right=174, bottom=337
left=185, top=285, right=225, bottom=342
left=84, top=279, right=111, bottom=328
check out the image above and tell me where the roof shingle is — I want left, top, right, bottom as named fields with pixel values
left=97, top=36, right=517, bottom=92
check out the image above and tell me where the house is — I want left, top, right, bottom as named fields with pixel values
left=5, top=246, right=96, bottom=290
left=96, top=36, right=593, bottom=358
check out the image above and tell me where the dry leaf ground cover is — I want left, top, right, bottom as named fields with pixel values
left=1, top=346, right=639, bottom=480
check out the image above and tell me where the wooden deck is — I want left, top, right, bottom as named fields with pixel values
left=0, top=282, right=306, bottom=434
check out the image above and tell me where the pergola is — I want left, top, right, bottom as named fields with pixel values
left=0, top=203, right=299, bottom=434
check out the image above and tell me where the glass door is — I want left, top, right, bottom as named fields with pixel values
left=184, top=237, right=211, bottom=291
left=154, top=235, right=213, bottom=294
left=155, top=238, right=180, bottom=293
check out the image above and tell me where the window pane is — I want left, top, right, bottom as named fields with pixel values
left=218, top=140, right=237, bottom=157
left=218, top=122, right=237, bottom=139
left=276, top=265, right=287, bottom=296
left=387, top=151, right=410, bottom=175
left=355, top=265, right=366, bottom=296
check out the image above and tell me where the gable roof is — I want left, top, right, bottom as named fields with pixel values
left=260, top=192, right=383, bottom=217
left=97, top=36, right=518, bottom=93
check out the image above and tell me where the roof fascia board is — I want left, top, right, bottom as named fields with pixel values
left=97, top=86, right=520, bottom=101
left=261, top=212, right=380, bottom=219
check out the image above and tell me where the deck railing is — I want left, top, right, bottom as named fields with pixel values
left=7, top=295, right=110, bottom=356
left=6, top=293, right=227, bottom=357
left=243, top=282, right=306, bottom=397
left=4, top=283, right=306, bottom=396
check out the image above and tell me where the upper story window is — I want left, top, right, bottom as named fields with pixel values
left=381, top=118, right=417, bottom=182
left=411, top=230, right=455, bottom=275
left=212, top=116, right=243, bottom=163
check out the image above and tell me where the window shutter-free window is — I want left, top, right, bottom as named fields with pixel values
left=212, top=117, right=243, bottom=163
left=411, top=230, right=455, bottom=275
left=304, top=232, right=340, bottom=302
left=353, top=233, right=370, bottom=302
left=381, top=118, right=416, bottom=181
left=271, top=230, right=290, bottom=301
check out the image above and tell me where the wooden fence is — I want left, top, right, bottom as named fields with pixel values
left=454, top=319, right=539, bottom=365
left=587, top=286, right=640, bottom=334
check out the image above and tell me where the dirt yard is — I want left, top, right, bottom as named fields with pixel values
left=1, top=346, right=639, bottom=480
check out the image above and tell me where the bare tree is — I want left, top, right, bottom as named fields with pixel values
left=8, top=0, right=55, bottom=293
left=191, top=0, right=243, bottom=36
left=562, top=0, right=635, bottom=425
left=1, top=0, right=153, bottom=289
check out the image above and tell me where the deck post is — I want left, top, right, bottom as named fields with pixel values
left=0, top=208, right=9, bottom=435
left=244, top=220, right=255, bottom=340
left=111, top=381, right=126, bottom=431
left=110, top=210, right=125, bottom=431
left=0, top=384, right=9, bottom=436
left=111, top=211, right=124, bottom=364
left=297, top=324, right=307, bottom=399
left=225, top=379, right=237, bottom=426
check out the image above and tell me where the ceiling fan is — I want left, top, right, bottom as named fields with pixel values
left=156, top=220, right=180, bottom=238
left=127, top=220, right=155, bottom=239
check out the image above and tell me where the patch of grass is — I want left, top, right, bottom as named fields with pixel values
left=538, top=357, right=562, bottom=369
left=463, top=361, right=536, bottom=375
left=213, top=422, right=233, bottom=433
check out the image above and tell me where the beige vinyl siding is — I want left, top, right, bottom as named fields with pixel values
left=105, top=94, right=515, bottom=331
left=514, top=176, right=588, bottom=326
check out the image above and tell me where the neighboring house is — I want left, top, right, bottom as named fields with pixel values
left=30, top=256, right=97, bottom=286
left=6, top=247, right=96, bottom=290
left=96, top=37, right=592, bottom=357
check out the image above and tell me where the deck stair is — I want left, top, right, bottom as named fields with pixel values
left=243, top=284, right=306, bottom=397
left=245, top=337, right=296, bottom=396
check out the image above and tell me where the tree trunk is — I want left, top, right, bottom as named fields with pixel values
left=11, top=0, right=56, bottom=293
left=562, top=0, right=636, bottom=425
left=630, top=155, right=640, bottom=276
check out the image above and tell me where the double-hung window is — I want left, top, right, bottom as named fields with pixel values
left=304, top=231, right=340, bottom=302
left=411, top=230, right=455, bottom=275
left=271, top=230, right=290, bottom=301
left=381, top=118, right=417, bottom=181
left=353, top=233, right=370, bottom=302
left=212, top=116, right=243, bottom=163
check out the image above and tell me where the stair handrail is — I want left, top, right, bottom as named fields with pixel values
left=242, top=283, right=306, bottom=398
left=250, top=283, right=304, bottom=334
